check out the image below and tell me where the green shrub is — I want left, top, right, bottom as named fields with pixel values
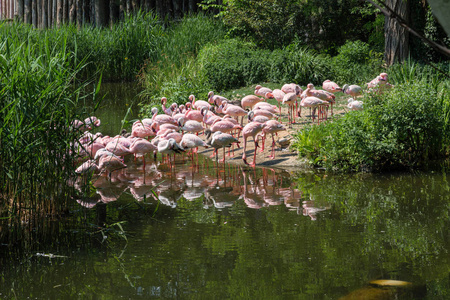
left=294, top=79, right=449, bottom=172
left=330, top=40, right=383, bottom=84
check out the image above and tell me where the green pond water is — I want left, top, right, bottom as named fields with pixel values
left=1, top=83, right=449, bottom=299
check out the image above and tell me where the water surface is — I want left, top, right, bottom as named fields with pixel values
left=1, top=83, right=448, bottom=299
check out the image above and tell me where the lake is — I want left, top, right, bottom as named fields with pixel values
left=0, top=83, right=448, bottom=299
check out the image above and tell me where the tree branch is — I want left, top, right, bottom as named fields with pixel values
left=365, top=0, right=450, bottom=58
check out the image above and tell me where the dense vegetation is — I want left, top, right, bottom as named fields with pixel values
left=0, top=22, right=99, bottom=214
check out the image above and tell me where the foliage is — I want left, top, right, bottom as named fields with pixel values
left=139, top=14, right=226, bottom=110
left=293, top=75, right=450, bottom=172
left=330, top=40, right=383, bottom=84
left=0, top=22, right=98, bottom=205
left=200, top=0, right=379, bottom=54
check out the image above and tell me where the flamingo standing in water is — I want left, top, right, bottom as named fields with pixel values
left=157, top=138, right=185, bottom=170
left=242, top=121, right=265, bottom=167
left=98, top=155, right=127, bottom=178
left=205, top=130, right=239, bottom=163
left=129, top=138, right=157, bottom=169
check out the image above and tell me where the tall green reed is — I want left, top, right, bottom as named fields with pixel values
left=0, top=22, right=99, bottom=242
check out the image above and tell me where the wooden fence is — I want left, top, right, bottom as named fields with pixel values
left=0, top=0, right=216, bottom=27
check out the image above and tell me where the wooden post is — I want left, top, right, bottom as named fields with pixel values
left=43, top=0, right=48, bottom=27
left=32, top=0, right=37, bottom=26
left=24, top=0, right=31, bottom=23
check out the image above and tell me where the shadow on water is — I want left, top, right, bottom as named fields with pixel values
left=0, top=83, right=449, bottom=299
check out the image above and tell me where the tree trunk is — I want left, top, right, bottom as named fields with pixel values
left=76, top=0, right=82, bottom=27
left=63, top=0, right=68, bottom=23
left=384, top=0, right=410, bottom=65
left=18, top=0, right=24, bottom=21
left=69, top=0, right=75, bottom=23
left=32, top=0, right=37, bottom=26
left=42, top=0, right=48, bottom=27
left=24, top=0, right=31, bottom=23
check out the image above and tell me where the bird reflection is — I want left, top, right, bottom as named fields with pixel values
left=72, top=152, right=329, bottom=220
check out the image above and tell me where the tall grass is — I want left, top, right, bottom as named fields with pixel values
left=0, top=22, right=99, bottom=241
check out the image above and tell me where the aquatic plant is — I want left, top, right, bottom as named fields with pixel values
left=0, top=22, right=99, bottom=240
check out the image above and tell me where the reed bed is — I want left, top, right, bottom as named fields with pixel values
left=0, top=22, right=99, bottom=244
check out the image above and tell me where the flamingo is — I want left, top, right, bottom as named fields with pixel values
left=75, top=160, right=100, bottom=175
left=322, top=80, right=342, bottom=93
left=201, top=107, right=221, bottom=128
left=347, top=98, right=364, bottom=111
left=129, top=138, right=158, bottom=169
left=259, top=120, right=286, bottom=159
left=282, top=92, right=297, bottom=125
left=248, top=111, right=269, bottom=124
left=342, top=84, right=362, bottom=98
left=303, top=83, right=335, bottom=116
left=105, top=138, right=132, bottom=157
left=160, top=97, right=174, bottom=115
left=251, top=107, right=277, bottom=119
left=84, top=116, right=101, bottom=128
left=98, top=155, right=127, bottom=178
left=241, top=121, right=265, bottom=167
left=207, top=91, right=228, bottom=106
left=241, top=95, right=263, bottom=110
left=205, top=130, right=239, bottom=163
left=300, top=96, right=329, bottom=124
left=180, top=133, right=209, bottom=154
left=281, top=83, right=302, bottom=95
left=178, top=117, right=204, bottom=135
left=254, top=85, right=273, bottom=98
left=184, top=102, right=204, bottom=123
left=221, top=100, right=248, bottom=125
left=271, top=89, right=286, bottom=118
left=157, top=138, right=185, bottom=170
left=151, top=107, right=178, bottom=126
left=189, top=94, right=211, bottom=111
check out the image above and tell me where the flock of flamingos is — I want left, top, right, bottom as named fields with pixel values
left=73, top=73, right=392, bottom=178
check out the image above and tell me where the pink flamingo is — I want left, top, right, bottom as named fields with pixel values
left=84, top=116, right=101, bottom=128
left=221, top=100, right=248, bottom=125
left=251, top=107, right=277, bottom=120
left=189, top=94, right=211, bottom=111
left=281, top=83, right=302, bottom=95
left=259, top=120, right=286, bottom=159
left=184, top=102, right=204, bottom=123
left=157, top=138, right=185, bottom=170
left=129, top=138, right=158, bottom=169
left=322, top=80, right=342, bottom=93
left=342, top=84, right=362, bottom=98
left=161, top=97, right=174, bottom=115
left=304, top=83, right=335, bottom=116
left=98, top=155, right=127, bottom=178
left=178, top=117, right=204, bottom=135
left=75, top=160, right=100, bottom=175
left=254, top=85, right=273, bottom=97
left=105, top=138, right=132, bottom=157
left=282, top=92, right=297, bottom=125
left=132, top=121, right=157, bottom=139
left=271, top=89, right=286, bottom=118
left=248, top=111, right=269, bottom=124
left=201, top=107, right=221, bottom=128
left=241, top=95, right=263, bottom=110
left=253, top=102, right=278, bottom=113
left=300, top=96, right=329, bottom=124
left=180, top=133, right=209, bottom=154
left=151, top=107, right=178, bottom=126
left=207, top=91, right=228, bottom=106
left=241, top=121, right=265, bottom=167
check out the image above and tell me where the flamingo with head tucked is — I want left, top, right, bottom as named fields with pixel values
left=322, top=80, right=342, bottom=93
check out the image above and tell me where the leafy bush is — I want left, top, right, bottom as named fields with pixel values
left=330, top=40, right=383, bottom=84
left=139, top=14, right=226, bottom=109
left=293, top=79, right=449, bottom=172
